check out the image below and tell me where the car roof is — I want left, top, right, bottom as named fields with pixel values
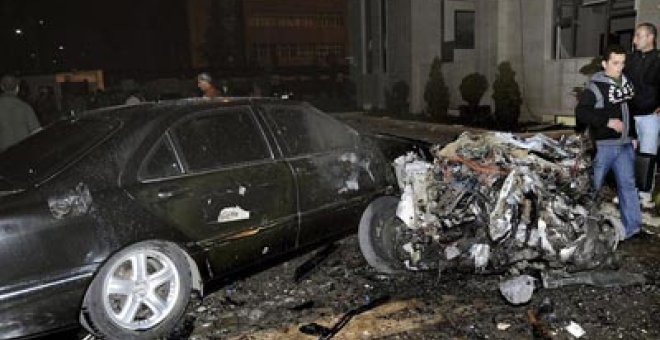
left=85, top=97, right=301, bottom=124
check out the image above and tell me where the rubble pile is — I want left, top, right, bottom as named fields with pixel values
left=393, top=132, right=625, bottom=304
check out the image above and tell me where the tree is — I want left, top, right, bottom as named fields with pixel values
left=424, top=57, right=449, bottom=122
left=492, top=61, right=522, bottom=130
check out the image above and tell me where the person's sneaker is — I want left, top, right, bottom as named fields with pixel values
left=607, top=217, right=626, bottom=241
left=639, top=192, right=655, bottom=209
left=642, top=227, right=657, bottom=235
left=624, top=228, right=640, bottom=240
left=625, top=228, right=652, bottom=241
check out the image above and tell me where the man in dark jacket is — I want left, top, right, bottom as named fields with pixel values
left=625, top=22, right=660, bottom=208
left=576, top=45, right=641, bottom=240
left=0, top=75, right=40, bottom=152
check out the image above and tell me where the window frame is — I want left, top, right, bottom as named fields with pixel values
left=553, top=0, right=636, bottom=59
left=137, top=131, right=184, bottom=182
left=259, top=103, right=359, bottom=159
left=454, top=10, right=475, bottom=50
left=139, top=106, right=275, bottom=182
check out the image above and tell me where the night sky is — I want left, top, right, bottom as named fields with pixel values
left=0, top=0, right=191, bottom=77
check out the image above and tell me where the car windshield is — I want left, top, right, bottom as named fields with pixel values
left=0, top=117, right=120, bottom=187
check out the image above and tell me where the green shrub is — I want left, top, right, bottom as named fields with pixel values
left=579, top=57, right=603, bottom=76
left=573, top=57, right=603, bottom=102
left=423, top=57, right=450, bottom=122
left=459, top=72, right=488, bottom=108
left=458, top=72, right=492, bottom=127
left=492, top=61, right=522, bottom=129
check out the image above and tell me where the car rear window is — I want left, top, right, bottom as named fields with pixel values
left=262, top=104, right=357, bottom=156
left=0, top=117, right=120, bottom=186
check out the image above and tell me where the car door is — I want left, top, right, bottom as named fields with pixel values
left=131, top=106, right=297, bottom=274
left=259, top=103, right=379, bottom=246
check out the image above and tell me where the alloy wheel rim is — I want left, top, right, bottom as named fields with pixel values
left=102, top=248, right=180, bottom=330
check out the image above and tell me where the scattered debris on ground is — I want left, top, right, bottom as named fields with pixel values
left=181, top=233, right=659, bottom=340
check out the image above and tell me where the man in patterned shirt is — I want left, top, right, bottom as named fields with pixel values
left=576, top=45, right=642, bottom=240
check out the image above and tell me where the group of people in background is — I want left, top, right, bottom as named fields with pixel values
left=577, top=22, right=660, bottom=240
left=0, top=75, right=40, bottom=152
left=0, top=70, right=237, bottom=152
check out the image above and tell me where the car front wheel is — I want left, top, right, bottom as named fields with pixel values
left=358, top=196, right=405, bottom=274
left=80, top=241, right=193, bottom=340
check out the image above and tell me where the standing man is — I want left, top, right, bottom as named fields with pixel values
left=0, top=75, right=40, bottom=152
left=576, top=45, right=642, bottom=240
left=197, top=72, right=220, bottom=99
left=625, top=23, right=660, bottom=208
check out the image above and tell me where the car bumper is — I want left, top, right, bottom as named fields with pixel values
left=0, top=267, right=95, bottom=339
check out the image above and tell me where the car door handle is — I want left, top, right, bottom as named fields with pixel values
left=295, top=167, right=311, bottom=175
left=157, top=187, right=189, bottom=200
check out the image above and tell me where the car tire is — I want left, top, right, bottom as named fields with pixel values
left=80, top=241, right=193, bottom=340
left=358, top=196, right=405, bottom=274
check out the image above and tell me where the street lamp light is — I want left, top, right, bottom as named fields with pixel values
left=15, top=28, right=23, bottom=35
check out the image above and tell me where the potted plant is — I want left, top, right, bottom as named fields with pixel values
left=572, top=57, right=603, bottom=102
left=572, top=57, right=603, bottom=132
left=424, top=57, right=450, bottom=122
left=458, top=72, right=490, bottom=126
left=492, top=61, right=522, bottom=130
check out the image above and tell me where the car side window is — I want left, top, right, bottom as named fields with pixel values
left=140, top=135, right=183, bottom=180
left=263, top=104, right=357, bottom=157
left=173, top=108, right=272, bottom=172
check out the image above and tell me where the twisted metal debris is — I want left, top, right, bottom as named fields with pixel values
left=393, top=132, right=622, bottom=304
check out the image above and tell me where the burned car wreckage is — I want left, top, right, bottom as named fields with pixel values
left=0, top=98, right=428, bottom=339
left=359, top=131, right=644, bottom=305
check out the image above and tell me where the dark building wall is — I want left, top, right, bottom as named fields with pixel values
left=187, top=0, right=211, bottom=69
left=202, top=0, right=246, bottom=71
left=349, top=0, right=411, bottom=110
left=387, top=0, right=412, bottom=87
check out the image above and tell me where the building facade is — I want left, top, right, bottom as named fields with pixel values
left=349, top=0, right=660, bottom=123
left=188, top=0, right=349, bottom=72
left=244, top=0, right=349, bottom=70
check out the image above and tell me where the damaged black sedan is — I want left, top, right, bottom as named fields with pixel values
left=0, top=98, right=426, bottom=339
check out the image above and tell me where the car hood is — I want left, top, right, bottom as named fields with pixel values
left=362, top=132, right=433, bottom=161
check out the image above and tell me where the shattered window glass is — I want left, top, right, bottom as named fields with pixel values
left=140, top=136, right=182, bottom=180
left=173, top=108, right=271, bottom=172
left=263, top=104, right=357, bottom=156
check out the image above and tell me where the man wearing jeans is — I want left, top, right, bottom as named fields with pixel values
left=625, top=23, right=660, bottom=208
left=576, top=45, right=642, bottom=239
